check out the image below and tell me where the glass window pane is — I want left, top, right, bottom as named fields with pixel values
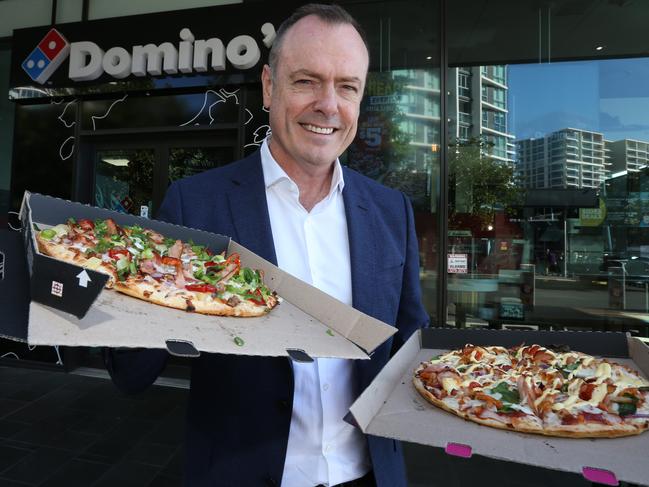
left=10, top=103, right=75, bottom=212
left=169, top=146, right=234, bottom=182
left=88, top=0, right=240, bottom=20
left=0, top=0, right=51, bottom=37
left=342, top=0, right=441, bottom=320
left=95, top=148, right=155, bottom=216
left=447, top=0, right=649, bottom=333
left=56, top=0, right=83, bottom=23
left=0, top=48, right=13, bottom=223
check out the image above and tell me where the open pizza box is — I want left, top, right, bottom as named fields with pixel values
left=349, top=328, right=649, bottom=486
left=0, top=192, right=396, bottom=361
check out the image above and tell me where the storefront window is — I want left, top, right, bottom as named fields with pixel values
left=0, top=47, right=13, bottom=226
left=446, top=0, right=649, bottom=332
left=95, top=148, right=155, bottom=216
left=11, top=103, right=75, bottom=211
left=341, top=0, right=441, bottom=320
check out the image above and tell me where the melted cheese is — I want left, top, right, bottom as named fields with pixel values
left=588, top=383, right=608, bottom=406
left=84, top=257, right=103, bottom=270
left=441, top=377, right=460, bottom=394
left=552, top=383, right=608, bottom=411
left=594, top=363, right=612, bottom=384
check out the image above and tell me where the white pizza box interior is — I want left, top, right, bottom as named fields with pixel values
left=14, top=192, right=397, bottom=360
left=349, top=328, right=649, bottom=486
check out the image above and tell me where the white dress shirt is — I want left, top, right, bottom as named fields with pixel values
left=260, top=140, right=371, bottom=487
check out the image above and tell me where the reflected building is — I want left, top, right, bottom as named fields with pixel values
left=516, top=128, right=608, bottom=189
left=448, top=65, right=515, bottom=162
left=608, top=139, right=649, bottom=174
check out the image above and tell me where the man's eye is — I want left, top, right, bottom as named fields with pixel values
left=296, top=79, right=312, bottom=85
left=342, top=85, right=359, bottom=93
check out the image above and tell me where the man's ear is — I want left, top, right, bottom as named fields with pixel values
left=261, top=64, right=273, bottom=109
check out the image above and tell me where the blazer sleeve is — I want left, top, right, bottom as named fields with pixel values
left=104, top=182, right=185, bottom=394
left=393, top=192, right=429, bottom=351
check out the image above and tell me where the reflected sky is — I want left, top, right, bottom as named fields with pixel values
left=508, top=57, right=649, bottom=142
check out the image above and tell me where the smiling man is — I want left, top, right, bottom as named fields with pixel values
left=106, top=4, right=428, bottom=487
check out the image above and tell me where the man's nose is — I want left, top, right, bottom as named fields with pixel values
left=313, top=83, right=338, bottom=116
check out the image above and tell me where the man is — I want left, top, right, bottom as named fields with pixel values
left=106, top=4, right=428, bottom=486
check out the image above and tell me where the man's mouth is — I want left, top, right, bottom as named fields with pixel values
left=301, top=123, right=336, bottom=135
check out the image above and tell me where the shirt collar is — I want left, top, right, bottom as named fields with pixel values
left=260, top=138, right=345, bottom=197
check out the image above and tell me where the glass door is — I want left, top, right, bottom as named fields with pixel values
left=168, top=146, right=235, bottom=182
left=84, top=131, right=237, bottom=218
left=95, top=147, right=156, bottom=217
left=66, top=131, right=236, bottom=374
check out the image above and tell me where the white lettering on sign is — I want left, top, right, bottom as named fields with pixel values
left=68, top=40, right=103, bottom=81
left=68, top=26, right=273, bottom=82
left=447, top=254, right=468, bottom=274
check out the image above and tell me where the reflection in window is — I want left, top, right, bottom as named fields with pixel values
left=169, top=147, right=233, bottom=182
left=346, top=69, right=441, bottom=212
left=95, top=149, right=154, bottom=215
left=447, top=56, right=649, bottom=330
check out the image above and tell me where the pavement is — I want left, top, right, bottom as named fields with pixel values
left=0, top=364, right=186, bottom=487
left=0, top=363, right=639, bottom=487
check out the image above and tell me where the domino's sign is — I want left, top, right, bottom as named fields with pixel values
left=22, top=25, right=275, bottom=85
left=22, top=29, right=70, bottom=84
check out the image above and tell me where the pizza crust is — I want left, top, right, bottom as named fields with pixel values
left=114, top=279, right=271, bottom=317
left=36, top=232, right=117, bottom=287
left=35, top=226, right=276, bottom=317
left=413, top=377, right=545, bottom=435
left=413, top=346, right=649, bottom=439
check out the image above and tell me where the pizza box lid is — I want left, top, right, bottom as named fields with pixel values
left=4, top=192, right=397, bottom=360
left=348, top=328, right=649, bottom=486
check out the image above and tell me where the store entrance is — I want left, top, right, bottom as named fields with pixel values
left=66, top=130, right=239, bottom=378
left=77, top=130, right=238, bottom=217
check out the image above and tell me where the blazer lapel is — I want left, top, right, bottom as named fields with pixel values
left=343, top=168, right=377, bottom=316
left=226, top=153, right=278, bottom=265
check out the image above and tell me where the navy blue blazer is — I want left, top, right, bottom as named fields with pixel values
left=106, top=151, right=429, bottom=487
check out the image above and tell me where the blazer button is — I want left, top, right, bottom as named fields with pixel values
left=264, top=475, right=278, bottom=486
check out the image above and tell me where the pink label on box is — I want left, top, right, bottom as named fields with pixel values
left=582, top=467, right=618, bottom=486
left=445, top=442, right=472, bottom=458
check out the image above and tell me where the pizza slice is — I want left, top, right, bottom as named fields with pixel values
left=35, top=218, right=278, bottom=317
left=414, top=343, right=649, bottom=438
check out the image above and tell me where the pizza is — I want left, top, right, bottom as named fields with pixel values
left=35, top=217, right=278, bottom=317
left=413, top=343, right=649, bottom=438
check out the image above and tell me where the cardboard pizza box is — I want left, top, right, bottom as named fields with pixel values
left=0, top=192, right=396, bottom=361
left=349, top=328, right=649, bottom=486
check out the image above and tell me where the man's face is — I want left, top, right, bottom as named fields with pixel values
left=262, top=15, right=369, bottom=173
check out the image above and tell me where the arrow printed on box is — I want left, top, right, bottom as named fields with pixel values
left=76, top=270, right=91, bottom=287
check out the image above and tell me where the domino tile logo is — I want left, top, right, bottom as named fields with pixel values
left=51, top=280, right=64, bottom=298
left=22, top=28, right=70, bottom=84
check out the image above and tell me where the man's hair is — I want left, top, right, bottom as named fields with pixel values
left=268, top=3, right=369, bottom=75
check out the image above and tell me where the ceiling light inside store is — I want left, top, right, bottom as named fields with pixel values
left=596, top=46, right=604, bottom=51
left=102, top=158, right=130, bottom=167
left=426, top=56, right=432, bottom=60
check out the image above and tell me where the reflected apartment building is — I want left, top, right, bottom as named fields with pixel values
left=516, top=128, right=649, bottom=189
left=449, top=65, right=515, bottom=162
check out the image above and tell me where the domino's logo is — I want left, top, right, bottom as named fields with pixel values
left=22, top=28, right=70, bottom=84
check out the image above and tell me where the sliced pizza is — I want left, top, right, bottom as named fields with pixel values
left=35, top=217, right=278, bottom=317
left=414, top=344, right=649, bottom=438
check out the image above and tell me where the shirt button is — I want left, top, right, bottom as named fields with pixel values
left=322, top=383, right=329, bottom=391
left=324, top=444, right=332, bottom=453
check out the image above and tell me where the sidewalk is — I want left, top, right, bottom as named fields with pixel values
left=0, top=365, right=186, bottom=487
